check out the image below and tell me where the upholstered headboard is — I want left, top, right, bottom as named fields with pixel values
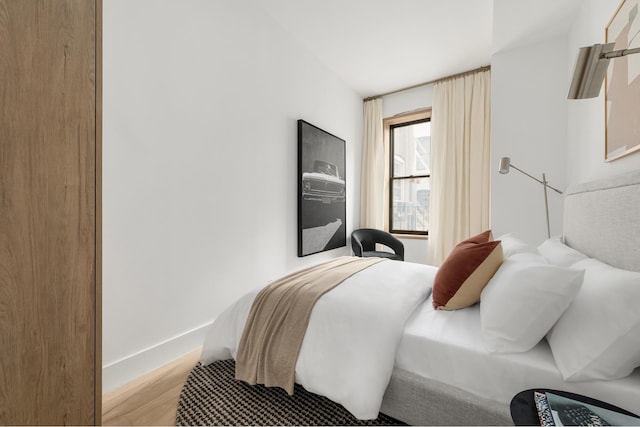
left=563, top=169, right=640, bottom=272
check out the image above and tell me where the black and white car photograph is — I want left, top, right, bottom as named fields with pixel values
left=298, top=120, right=347, bottom=257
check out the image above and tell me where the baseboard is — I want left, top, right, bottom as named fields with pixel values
left=102, top=321, right=212, bottom=393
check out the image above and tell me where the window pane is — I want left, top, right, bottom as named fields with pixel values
left=392, top=121, right=430, bottom=177
left=393, top=156, right=404, bottom=201
left=391, top=178, right=429, bottom=232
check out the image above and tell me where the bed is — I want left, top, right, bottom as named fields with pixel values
left=201, top=169, right=640, bottom=425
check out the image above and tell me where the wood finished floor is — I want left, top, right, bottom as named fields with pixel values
left=102, top=349, right=201, bottom=426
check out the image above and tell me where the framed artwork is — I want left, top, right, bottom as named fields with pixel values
left=605, top=0, right=640, bottom=161
left=297, top=120, right=346, bottom=257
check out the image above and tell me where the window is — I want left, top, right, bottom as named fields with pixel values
left=388, top=112, right=431, bottom=235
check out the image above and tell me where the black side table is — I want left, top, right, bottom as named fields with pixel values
left=510, top=389, right=639, bottom=426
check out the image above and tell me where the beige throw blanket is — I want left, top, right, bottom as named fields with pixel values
left=235, top=256, right=386, bottom=394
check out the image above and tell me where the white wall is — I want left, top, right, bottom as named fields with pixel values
left=566, top=0, right=640, bottom=186
left=381, top=86, right=433, bottom=264
left=491, top=36, right=568, bottom=245
left=102, top=0, right=363, bottom=391
left=382, top=86, right=434, bottom=119
left=492, top=0, right=640, bottom=245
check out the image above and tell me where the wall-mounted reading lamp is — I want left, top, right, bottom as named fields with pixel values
left=568, top=42, right=640, bottom=99
left=498, top=157, right=563, bottom=239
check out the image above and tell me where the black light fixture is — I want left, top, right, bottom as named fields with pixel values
left=568, top=42, right=640, bottom=99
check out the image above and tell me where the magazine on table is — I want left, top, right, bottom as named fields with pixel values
left=534, top=391, right=640, bottom=426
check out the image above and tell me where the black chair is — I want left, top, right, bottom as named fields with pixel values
left=351, top=228, right=404, bottom=261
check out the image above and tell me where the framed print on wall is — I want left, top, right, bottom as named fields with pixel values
left=605, top=0, right=640, bottom=161
left=298, top=120, right=346, bottom=257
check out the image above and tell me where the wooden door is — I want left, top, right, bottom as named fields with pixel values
left=0, top=0, right=101, bottom=424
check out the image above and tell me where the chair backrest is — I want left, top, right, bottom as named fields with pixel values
left=351, top=228, right=404, bottom=259
left=351, top=229, right=376, bottom=253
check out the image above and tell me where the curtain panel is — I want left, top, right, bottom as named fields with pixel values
left=360, top=98, right=385, bottom=229
left=427, top=69, right=491, bottom=266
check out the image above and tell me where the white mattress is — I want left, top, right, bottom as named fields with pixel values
left=395, top=295, right=640, bottom=416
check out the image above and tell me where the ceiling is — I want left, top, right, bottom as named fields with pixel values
left=255, top=0, right=582, bottom=98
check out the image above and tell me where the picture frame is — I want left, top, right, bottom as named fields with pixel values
left=605, top=0, right=640, bottom=161
left=297, top=120, right=346, bottom=257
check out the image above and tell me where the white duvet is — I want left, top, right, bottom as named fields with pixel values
left=200, top=259, right=435, bottom=420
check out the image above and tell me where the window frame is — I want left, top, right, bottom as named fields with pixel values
left=385, top=109, right=432, bottom=237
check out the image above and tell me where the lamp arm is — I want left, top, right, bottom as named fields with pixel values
left=510, top=164, right=563, bottom=194
left=545, top=183, right=563, bottom=195
left=602, top=46, right=640, bottom=59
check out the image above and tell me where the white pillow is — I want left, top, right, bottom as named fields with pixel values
left=547, top=258, right=640, bottom=381
left=538, top=237, right=588, bottom=267
left=506, top=251, right=547, bottom=264
left=496, top=233, right=536, bottom=258
left=480, top=254, right=584, bottom=353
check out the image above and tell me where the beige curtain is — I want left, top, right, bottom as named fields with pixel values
left=427, top=69, right=491, bottom=266
left=360, top=98, right=385, bottom=229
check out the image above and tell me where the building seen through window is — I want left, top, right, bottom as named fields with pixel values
left=389, top=118, right=430, bottom=235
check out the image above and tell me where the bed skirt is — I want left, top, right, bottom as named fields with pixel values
left=380, top=368, right=512, bottom=426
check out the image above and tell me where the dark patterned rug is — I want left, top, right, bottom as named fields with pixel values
left=175, top=359, right=405, bottom=426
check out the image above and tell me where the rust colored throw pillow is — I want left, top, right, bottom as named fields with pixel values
left=433, top=230, right=503, bottom=310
